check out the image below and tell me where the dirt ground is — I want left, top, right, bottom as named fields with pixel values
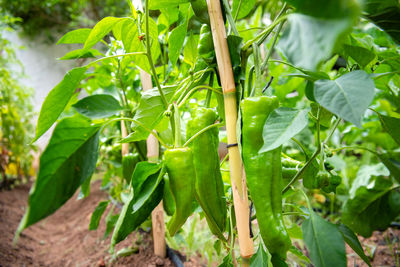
left=0, top=181, right=203, bottom=267
left=0, top=181, right=399, bottom=267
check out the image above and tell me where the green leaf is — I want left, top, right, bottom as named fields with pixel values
left=227, top=35, right=243, bottom=68
left=84, top=17, right=124, bottom=50
left=343, top=45, right=376, bottom=68
left=260, top=108, right=309, bottom=152
left=218, top=253, right=234, bottom=267
left=190, top=0, right=210, bottom=24
left=72, top=94, right=123, bottom=119
left=283, top=0, right=360, bottom=19
left=302, top=210, right=346, bottom=267
left=342, top=164, right=400, bottom=237
left=183, top=32, right=199, bottom=67
left=89, top=201, right=109, bottom=230
left=57, top=28, right=92, bottom=44
left=168, top=23, right=187, bottom=66
left=17, top=115, right=100, bottom=233
left=279, top=14, right=351, bottom=70
left=378, top=154, right=400, bottom=182
left=377, top=113, right=400, bottom=146
left=363, top=0, right=400, bottom=44
left=232, top=0, right=257, bottom=19
left=34, top=66, right=87, bottom=141
left=250, top=245, right=272, bottom=267
left=111, top=162, right=164, bottom=248
left=314, top=70, right=375, bottom=128
left=124, top=86, right=176, bottom=142
left=337, top=224, right=371, bottom=267
left=149, top=0, right=190, bottom=10
left=59, top=48, right=103, bottom=60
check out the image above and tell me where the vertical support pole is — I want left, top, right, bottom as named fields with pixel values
left=207, top=0, right=254, bottom=261
left=140, top=69, right=166, bottom=258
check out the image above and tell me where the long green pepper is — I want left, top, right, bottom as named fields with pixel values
left=241, top=96, right=291, bottom=259
left=164, top=147, right=196, bottom=236
left=187, top=107, right=226, bottom=236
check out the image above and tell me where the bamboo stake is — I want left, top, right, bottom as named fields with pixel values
left=140, top=69, right=166, bottom=258
left=207, top=0, right=254, bottom=260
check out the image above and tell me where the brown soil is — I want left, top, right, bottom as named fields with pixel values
left=0, top=181, right=198, bottom=267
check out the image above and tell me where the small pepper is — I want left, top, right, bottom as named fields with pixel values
left=198, top=24, right=215, bottom=64
left=241, top=96, right=291, bottom=259
left=164, top=148, right=196, bottom=236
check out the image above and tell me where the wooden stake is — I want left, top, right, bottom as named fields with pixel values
left=140, top=69, right=166, bottom=258
left=207, top=0, right=254, bottom=259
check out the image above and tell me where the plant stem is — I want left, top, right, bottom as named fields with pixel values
left=145, top=0, right=168, bottom=109
left=253, top=43, right=262, bottom=96
left=173, top=103, right=181, bottom=148
left=178, top=85, right=222, bottom=108
left=205, top=73, right=214, bottom=108
left=87, top=52, right=147, bottom=67
left=260, top=20, right=284, bottom=71
left=282, top=106, right=322, bottom=194
left=222, top=0, right=239, bottom=36
left=101, top=117, right=170, bottom=149
left=183, top=123, right=225, bottom=147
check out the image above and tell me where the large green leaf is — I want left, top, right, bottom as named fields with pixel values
left=278, top=14, right=351, bottom=70
left=342, top=164, right=400, bottom=237
left=120, top=17, right=160, bottom=73
left=190, top=0, right=209, bottom=24
left=232, top=0, right=257, bottom=19
left=34, top=67, right=87, bottom=141
left=363, top=0, right=400, bottom=44
left=168, top=23, right=187, bottom=66
left=149, top=0, right=190, bottom=10
left=111, top=162, right=164, bottom=248
left=378, top=153, right=400, bottom=182
left=343, top=44, right=376, bottom=68
left=84, top=17, right=124, bottom=50
left=337, top=224, right=371, bottom=267
left=17, top=115, right=100, bottom=233
left=377, top=113, right=400, bottom=145
left=283, top=0, right=360, bottom=19
left=123, top=86, right=176, bottom=142
left=72, top=94, right=123, bottom=119
left=260, top=107, right=309, bottom=152
left=57, top=28, right=92, bottom=45
left=250, top=245, right=272, bottom=267
left=302, top=210, right=346, bottom=267
left=314, top=70, right=375, bottom=127
left=183, top=32, right=199, bottom=67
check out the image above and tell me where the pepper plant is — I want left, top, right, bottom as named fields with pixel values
left=16, top=0, right=400, bottom=266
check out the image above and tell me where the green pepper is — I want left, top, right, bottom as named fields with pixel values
left=122, top=153, right=140, bottom=183
left=164, top=147, right=196, bottom=236
left=241, top=96, right=291, bottom=259
left=187, top=107, right=226, bottom=236
left=322, top=175, right=342, bottom=193
left=316, top=171, right=330, bottom=188
left=198, top=24, right=215, bottom=64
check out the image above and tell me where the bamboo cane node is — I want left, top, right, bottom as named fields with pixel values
left=226, top=143, right=238, bottom=148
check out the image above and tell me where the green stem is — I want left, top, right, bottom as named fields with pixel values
left=86, top=52, right=147, bottom=67
left=246, top=65, right=255, bottom=97
left=220, top=153, right=229, bottom=167
left=205, top=74, right=214, bottom=108
left=183, top=123, right=225, bottom=147
left=173, top=103, right=181, bottom=148
left=234, top=0, right=242, bottom=21
left=242, top=16, right=287, bottom=52
left=260, top=20, right=285, bottom=71
left=253, top=43, right=262, bottom=96
left=291, top=137, right=308, bottom=159
left=282, top=106, right=322, bottom=194
left=222, top=0, right=239, bottom=36
left=178, top=85, right=222, bottom=108
left=145, top=0, right=168, bottom=109
left=101, top=117, right=170, bottom=149
left=332, top=146, right=378, bottom=156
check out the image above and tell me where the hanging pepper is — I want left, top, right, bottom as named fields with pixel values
left=163, top=175, right=175, bottom=216
left=198, top=24, right=215, bottom=64
left=187, top=107, right=226, bottom=236
left=122, top=153, right=140, bottom=184
left=164, top=147, right=196, bottom=236
left=241, top=96, right=291, bottom=259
